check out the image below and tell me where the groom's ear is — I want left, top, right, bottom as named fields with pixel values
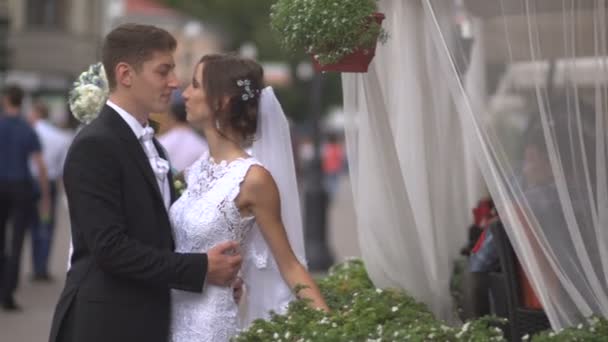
left=115, top=62, right=133, bottom=88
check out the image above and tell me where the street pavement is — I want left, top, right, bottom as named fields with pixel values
left=0, top=175, right=358, bottom=342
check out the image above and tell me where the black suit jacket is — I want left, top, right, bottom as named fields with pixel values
left=49, top=105, right=207, bottom=342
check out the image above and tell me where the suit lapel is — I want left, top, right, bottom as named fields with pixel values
left=154, top=138, right=177, bottom=203
left=167, top=168, right=177, bottom=204
left=99, top=106, right=166, bottom=209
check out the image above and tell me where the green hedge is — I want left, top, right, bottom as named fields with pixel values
left=233, top=259, right=608, bottom=341
left=234, top=259, right=504, bottom=341
left=529, top=316, right=608, bottom=341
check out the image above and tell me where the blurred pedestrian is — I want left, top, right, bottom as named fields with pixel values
left=28, top=101, right=72, bottom=281
left=322, top=132, right=345, bottom=200
left=158, top=91, right=208, bottom=172
left=297, top=135, right=314, bottom=175
left=0, top=85, right=50, bottom=311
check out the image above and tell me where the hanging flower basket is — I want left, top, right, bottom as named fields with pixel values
left=270, top=0, right=389, bottom=74
left=311, top=13, right=385, bottom=73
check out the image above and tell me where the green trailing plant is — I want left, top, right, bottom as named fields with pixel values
left=233, top=259, right=505, bottom=341
left=270, top=0, right=389, bottom=65
left=530, top=316, right=608, bottom=341
left=234, top=259, right=608, bottom=341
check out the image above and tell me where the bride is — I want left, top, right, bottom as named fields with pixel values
left=169, top=54, right=329, bottom=342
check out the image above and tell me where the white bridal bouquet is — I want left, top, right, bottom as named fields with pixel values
left=69, top=62, right=109, bottom=124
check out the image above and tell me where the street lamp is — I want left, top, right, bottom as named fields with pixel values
left=298, top=62, right=334, bottom=271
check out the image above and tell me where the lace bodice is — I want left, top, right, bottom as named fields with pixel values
left=169, top=153, right=261, bottom=342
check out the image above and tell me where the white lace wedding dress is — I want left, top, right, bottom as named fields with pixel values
left=169, top=153, right=262, bottom=342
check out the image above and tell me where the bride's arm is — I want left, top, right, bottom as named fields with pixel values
left=238, top=166, right=330, bottom=312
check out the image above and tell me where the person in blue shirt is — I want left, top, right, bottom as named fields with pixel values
left=0, top=85, right=50, bottom=311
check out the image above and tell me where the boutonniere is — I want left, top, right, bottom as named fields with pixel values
left=172, top=170, right=186, bottom=197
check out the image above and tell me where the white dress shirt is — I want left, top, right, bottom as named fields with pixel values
left=29, top=120, right=73, bottom=181
left=107, top=100, right=171, bottom=211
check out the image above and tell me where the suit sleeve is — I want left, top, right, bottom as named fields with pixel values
left=64, top=135, right=206, bottom=292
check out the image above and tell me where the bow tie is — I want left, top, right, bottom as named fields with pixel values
left=141, top=126, right=155, bottom=142
left=139, top=126, right=170, bottom=181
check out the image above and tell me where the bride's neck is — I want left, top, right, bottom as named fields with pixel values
left=203, top=126, right=246, bottom=162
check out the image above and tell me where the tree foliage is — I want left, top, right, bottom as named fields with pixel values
left=162, top=0, right=343, bottom=123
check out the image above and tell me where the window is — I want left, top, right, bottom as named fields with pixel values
left=27, top=0, right=68, bottom=29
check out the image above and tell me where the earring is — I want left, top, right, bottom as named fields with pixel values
left=215, top=119, right=221, bottom=130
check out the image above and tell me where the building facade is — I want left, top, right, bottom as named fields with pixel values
left=4, top=0, right=104, bottom=125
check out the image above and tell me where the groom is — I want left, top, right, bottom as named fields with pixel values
left=49, top=24, right=242, bottom=342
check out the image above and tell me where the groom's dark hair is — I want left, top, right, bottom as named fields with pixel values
left=102, top=23, right=177, bottom=90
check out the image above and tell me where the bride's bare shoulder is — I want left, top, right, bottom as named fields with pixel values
left=239, top=164, right=279, bottom=201
left=243, top=164, right=275, bottom=189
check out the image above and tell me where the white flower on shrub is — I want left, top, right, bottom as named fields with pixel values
left=69, top=62, right=109, bottom=124
left=70, top=84, right=107, bottom=124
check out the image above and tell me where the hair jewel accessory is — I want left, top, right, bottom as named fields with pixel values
left=237, top=79, right=257, bottom=101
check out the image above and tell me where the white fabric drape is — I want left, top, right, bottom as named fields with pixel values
left=423, top=0, right=608, bottom=330
left=341, top=0, right=482, bottom=321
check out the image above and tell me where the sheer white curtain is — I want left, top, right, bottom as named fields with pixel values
left=341, top=0, right=482, bottom=321
left=424, top=0, right=608, bottom=329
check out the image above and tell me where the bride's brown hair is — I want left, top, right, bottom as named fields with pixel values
left=198, top=54, right=264, bottom=144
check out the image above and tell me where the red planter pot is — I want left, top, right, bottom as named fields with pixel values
left=311, top=12, right=385, bottom=73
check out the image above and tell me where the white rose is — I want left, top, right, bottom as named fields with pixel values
left=70, top=84, right=107, bottom=124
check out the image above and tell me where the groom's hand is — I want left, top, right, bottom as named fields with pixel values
left=207, top=241, right=242, bottom=286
